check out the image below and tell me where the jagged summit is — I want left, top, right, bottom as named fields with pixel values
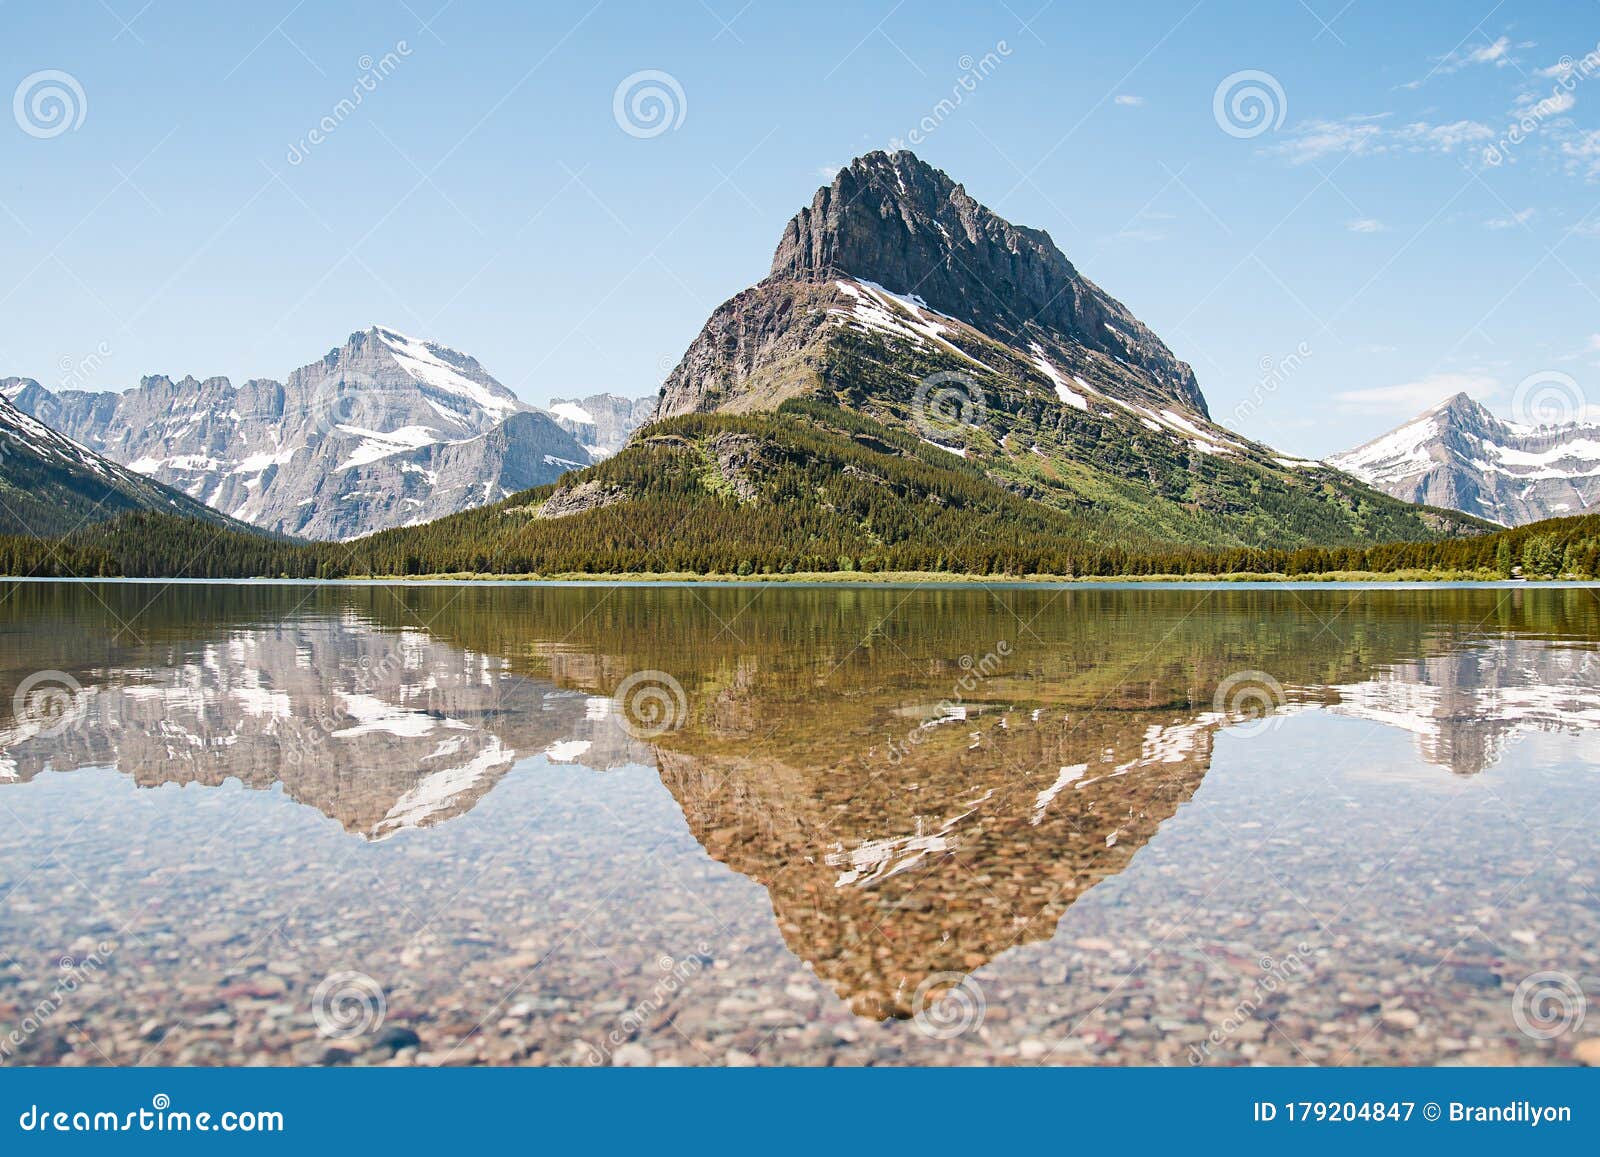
left=656, top=149, right=1206, bottom=421
left=781, top=151, right=1206, bottom=413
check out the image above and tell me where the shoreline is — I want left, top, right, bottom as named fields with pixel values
left=3, top=569, right=1594, bottom=588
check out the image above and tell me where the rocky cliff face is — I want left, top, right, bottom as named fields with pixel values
left=771, top=151, right=1207, bottom=413
left=657, top=150, right=1206, bottom=421
left=546, top=392, right=656, bottom=458
left=4, top=327, right=592, bottom=540
left=1329, top=392, right=1600, bottom=525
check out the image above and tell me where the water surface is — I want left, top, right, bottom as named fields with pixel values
left=2, top=581, right=1597, bottom=1065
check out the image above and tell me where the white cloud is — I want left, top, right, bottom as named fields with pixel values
left=1467, top=36, right=1514, bottom=67
left=1404, top=33, right=1532, bottom=87
left=1336, top=372, right=1499, bottom=414
left=1114, top=94, right=1145, bottom=106
left=1272, top=115, right=1387, bottom=164
left=1535, top=51, right=1599, bottom=80
left=1517, top=88, right=1577, bottom=117
left=1273, top=114, right=1494, bottom=164
left=1587, top=334, right=1600, bottom=352
left=1485, top=208, right=1535, bottom=228
left=1393, top=119, right=1496, bottom=152
left=1559, top=129, right=1600, bottom=178
left=817, top=165, right=841, bottom=180
left=1346, top=218, right=1386, bottom=233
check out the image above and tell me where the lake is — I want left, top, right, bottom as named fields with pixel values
left=2, top=580, right=1597, bottom=1066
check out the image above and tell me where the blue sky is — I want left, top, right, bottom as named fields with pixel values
left=2, top=0, right=1598, bottom=456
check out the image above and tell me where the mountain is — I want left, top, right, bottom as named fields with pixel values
left=657, top=151, right=1205, bottom=422
left=577, top=151, right=1478, bottom=549
left=0, top=392, right=247, bottom=537
left=3, top=327, right=591, bottom=540
left=546, top=393, right=655, bottom=458
left=1329, top=392, right=1600, bottom=526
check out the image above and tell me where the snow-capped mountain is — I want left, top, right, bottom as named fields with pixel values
left=546, top=393, right=655, bottom=458
left=4, top=327, right=592, bottom=540
left=1329, top=392, right=1600, bottom=525
left=0, top=391, right=243, bottom=536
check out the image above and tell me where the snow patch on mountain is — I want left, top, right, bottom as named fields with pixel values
left=1330, top=393, right=1600, bottom=525
left=373, top=327, right=523, bottom=424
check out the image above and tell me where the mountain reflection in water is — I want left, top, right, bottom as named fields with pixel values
left=2, top=582, right=1598, bottom=1025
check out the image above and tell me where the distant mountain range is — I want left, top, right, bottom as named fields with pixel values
left=0, top=392, right=245, bottom=536
left=1330, top=392, right=1600, bottom=526
left=3, top=327, right=625, bottom=540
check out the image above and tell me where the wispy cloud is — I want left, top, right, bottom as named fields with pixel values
left=1393, top=119, right=1496, bottom=152
left=1272, top=114, right=1493, bottom=163
left=1463, top=35, right=1516, bottom=68
left=1271, top=114, right=1387, bottom=163
left=1485, top=208, right=1535, bottom=228
left=1559, top=128, right=1600, bottom=179
left=1404, top=34, right=1531, bottom=87
left=1336, top=372, right=1499, bottom=414
left=1114, top=94, right=1145, bottom=107
left=1515, top=87, right=1577, bottom=116
left=1346, top=218, right=1386, bottom=233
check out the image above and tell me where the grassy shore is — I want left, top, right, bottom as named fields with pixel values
left=337, top=567, right=1519, bottom=584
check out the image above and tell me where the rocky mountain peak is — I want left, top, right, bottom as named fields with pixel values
left=1431, top=391, right=1500, bottom=432
left=772, top=150, right=1051, bottom=287
left=752, top=149, right=1207, bottom=415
